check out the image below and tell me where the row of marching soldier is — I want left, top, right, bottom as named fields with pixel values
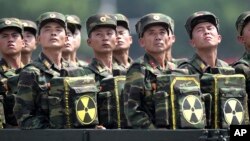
left=0, top=10, right=250, bottom=129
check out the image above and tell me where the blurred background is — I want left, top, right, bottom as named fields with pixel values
left=0, top=0, right=249, bottom=63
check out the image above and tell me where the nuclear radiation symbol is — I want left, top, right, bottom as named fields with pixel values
left=76, top=95, right=97, bottom=125
left=182, top=95, right=203, bottom=124
left=223, top=98, right=244, bottom=125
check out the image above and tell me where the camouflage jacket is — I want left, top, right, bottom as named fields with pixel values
left=14, top=53, right=69, bottom=129
left=113, top=57, right=133, bottom=76
left=171, top=57, right=188, bottom=66
left=232, top=52, right=250, bottom=94
left=76, top=58, right=88, bottom=68
left=84, top=58, right=125, bottom=87
left=0, top=59, right=22, bottom=128
left=178, top=54, right=229, bottom=76
left=124, top=53, right=175, bottom=129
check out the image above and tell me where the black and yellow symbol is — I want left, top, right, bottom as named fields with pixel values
left=182, top=95, right=203, bottom=124
left=224, top=98, right=244, bottom=125
left=76, top=95, right=97, bottom=125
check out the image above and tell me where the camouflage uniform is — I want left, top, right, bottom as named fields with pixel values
left=85, top=58, right=114, bottom=87
left=113, top=57, right=133, bottom=76
left=232, top=11, right=250, bottom=114
left=179, top=54, right=229, bottom=76
left=0, top=59, right=22, bottom=128
left=13, top=12, right=69, bottom=129
left=0, top=18, right=24, bottom=128
left=112, top=14, right=133, bottom=75
left=124, top=13, right=177, bottom=129
left=84, top=13, right=117, bottom=85
left=179, top=11, right=229, bottom=76
left=65, top=15, right=88, bottom=67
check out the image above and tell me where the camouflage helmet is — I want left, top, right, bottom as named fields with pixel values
left=86, top=14, right=117, bottom=37
left=0, top=18, right=23, bottom=35
left=21, top=19, right=38, bottom=36
left=114, top=13, right=130, bottom=30
left=36, top=11, right=66, bottom=32
left=66, top=14, right=82, bottom=30
left=135, top=13, right=174, bottom=38
left=235, top=11, right=250, bottom=35
left=185, top=11, right=219, bottom=38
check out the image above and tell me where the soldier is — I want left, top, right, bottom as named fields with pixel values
left=232, top=11, right=250, bottom=114
left=62, top=15, right=88, bottom=67
left=164, top=17, right=188, bottom=66
left=124, top=13, right=177, bottom=129
left=83, top=14, right=118, bottom=129
left=0, top=18, right=24, bottom=128
left=14, top=12, right=68, bottom=129
left=21, top=19, right=37, bottom=65
left=179, top=11, right=229, bottom=75
left=113, top=13, right=133, bottom=75
left=84, top=14, right=117, bottom=85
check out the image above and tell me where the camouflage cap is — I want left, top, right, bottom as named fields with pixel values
left=235, top=11, right=250, bottom=35
left=36, top=11, right=66, bottom=31
left=114, top=13, right=130, bottom=30
left=0, top=18, right=23, bottom=34
left=66, top=14, right=82, bottom=30
left=135, top=13, right=174, bottom=38
left=185, top=11, right=219, bottom=38
left=86, top=14, right=117, bottom=37
left=21, top=19, right=38, bottom=36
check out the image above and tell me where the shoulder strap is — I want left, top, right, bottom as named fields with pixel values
left=178, top=61, right=202, bottom=74
left=232, top=59, right=250, bottom=67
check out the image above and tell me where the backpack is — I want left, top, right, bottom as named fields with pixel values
left=48, top=74, right=99, bottom=128
left=155, top=74, right=206, bottom=129
left=0, top=69, right=20, bottom=127
left=98, top=75, right=126, bottom=129
left=200, top=67, right=249, bottom=129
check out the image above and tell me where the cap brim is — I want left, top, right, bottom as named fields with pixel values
left=88, top=24, right=116, bottom=36
left=117, top=21, right=129, bottom=30
left=0, top=26, right=23, bottom=35
left=141, top=22, right=170, bottom=36
left=191, top=15, right=217, bottom=29
left=39, top=19, right=66, bottom=29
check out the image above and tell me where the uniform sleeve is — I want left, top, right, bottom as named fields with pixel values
left=14, top=68, right=49, bottom=129
left=233, top=63, right=250, bottom=94
left=124, top=64, right=155, bottom=129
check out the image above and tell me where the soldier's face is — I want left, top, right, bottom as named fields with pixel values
left=0, top=28, right=24, bottom=56
left=22, top=30, right=36, bottom=54
left=139, top=25, right=171, bottom=54
left=238, top=22, right=250, bottom=51
left=73, top=29, right=81, bottom=49
left=115, top=26, right=132, bottom=51
left=62, top=29, right=75, bottom=53
left=191, top=22, right=221, bottom=50
left=87, top=27, right=117, bottom=54
left=37, top=22, right=66, bottom=50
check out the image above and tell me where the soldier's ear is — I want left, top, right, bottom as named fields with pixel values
left=87, top=38, right=91, bottom=46
left=138, top=38, right=145, bottom=48
left=189, top=39, right=195, bottom=48
left=237, top=35, right=245, bottom=45
left=171, top=35, right=176, bottom=43
left=36, top=35, right=41, bottom=45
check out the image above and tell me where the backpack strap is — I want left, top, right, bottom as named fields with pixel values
left=232, top=59, right=250, bottom=67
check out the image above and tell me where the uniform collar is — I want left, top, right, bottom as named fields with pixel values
left=88, top=58, right=112, bottom=77
left=190, top=53, right=227, bottom=73
left=144, top=53, right=169, bottom=74
left=113, top=56, right=133, bottom=69
left=0, top=58, right=24, bottom=72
